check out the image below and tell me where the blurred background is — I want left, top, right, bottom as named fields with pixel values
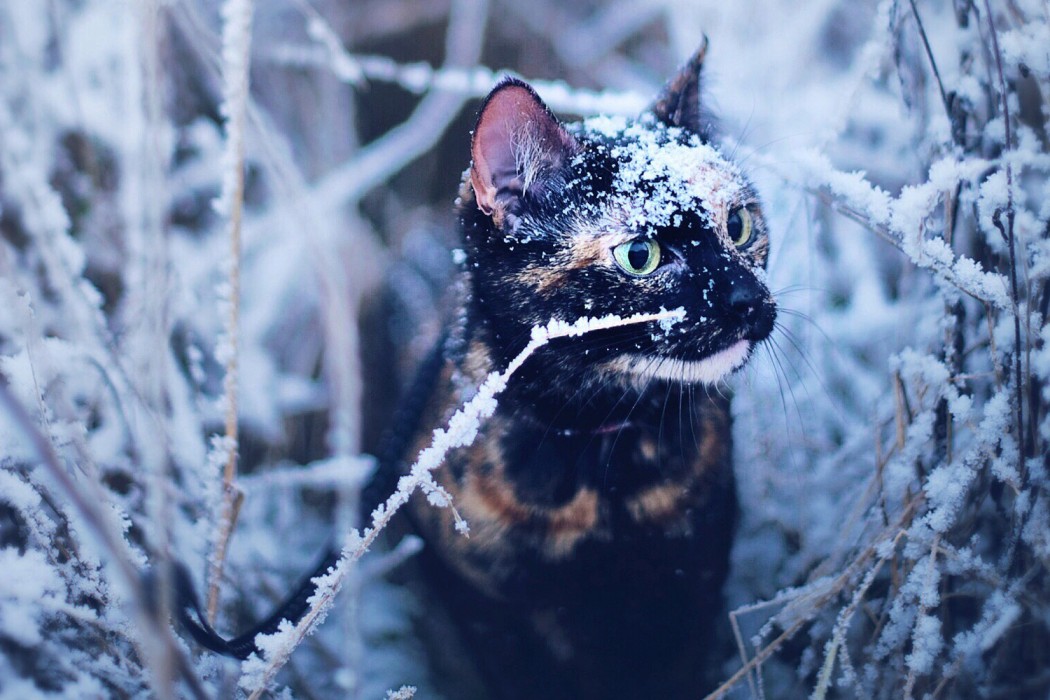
left=0, top=0, right=1048, bottom=698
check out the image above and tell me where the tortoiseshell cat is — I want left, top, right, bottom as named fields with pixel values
left=177, top=42, right=775, bottom=700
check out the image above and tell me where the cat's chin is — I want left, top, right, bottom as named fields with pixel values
left=602, top=339, right=751, bottom=385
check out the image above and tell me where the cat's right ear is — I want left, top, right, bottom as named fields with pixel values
left=470, top=78, right=576, bottom=221
left=648, top=37, right=716, bottom=140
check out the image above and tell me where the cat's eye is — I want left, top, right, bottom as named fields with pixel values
left=728, top=208, right=753, bottom=248
left=613, top=239, right=661, bottom=276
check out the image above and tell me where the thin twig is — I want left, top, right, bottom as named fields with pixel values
left=902, top=535, right=940, bottom=700
left=981, top=1, right=1025, bottom=466
left=907, top=0, right=953, bottom=131
left=729, top=606, right=763, bottom=699
left=264, top=46, right=648, bottom=117
left=299, top=0, right=489, bottom=211
left=207, top=0, right=255, bottom=624
left=982, top=2, right=1038, bottom=584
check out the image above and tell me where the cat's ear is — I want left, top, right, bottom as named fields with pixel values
left=648, top=37, right=715, bottom=139
left=470, top=78, right=577, bottom=220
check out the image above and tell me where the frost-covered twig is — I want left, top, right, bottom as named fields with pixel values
left=0, top=381, right=209, bottom=700
left=238, top=308, right=685, bottom=699
left=982, top=0, right=1026, bottom=475
left=811, top=549, right=890, bottom=700
left=0, top=382, right=139, bottom=589
left=268, top=45, right=649, bottom=117
left=267, top=11, right=648, bottom=120
left=303, top=0, right=489, bottom=212
left=905, top=0, right=951, bottom=129
left=238, top=455, right=375, bottom=492
left=772, top=149, right=1013, bottom=309
left=717, top=498, right=920, bottom=699
left=902, top=536, right=939, bottom=700
left=207, top=0, right=255, bottom=625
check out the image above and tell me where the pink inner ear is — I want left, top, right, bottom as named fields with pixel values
left=470, top=84, right=572, bottom=217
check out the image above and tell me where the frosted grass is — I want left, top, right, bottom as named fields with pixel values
left=0, top=0, right=1046, bottom=698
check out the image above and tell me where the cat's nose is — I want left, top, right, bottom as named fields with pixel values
left=729, top=283, right=775, bottom=340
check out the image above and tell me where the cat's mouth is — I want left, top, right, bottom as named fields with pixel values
left=601, top=339, right=751, bottom=385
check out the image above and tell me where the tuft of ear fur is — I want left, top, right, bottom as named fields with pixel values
left=648, top=37, right=715, bottom=139
left=470, top=78, right=577, bottom=222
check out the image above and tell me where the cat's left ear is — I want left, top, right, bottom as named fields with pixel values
left=647, top=37, right=715, bottom=139
left=470, top=78, right=577, bottom=221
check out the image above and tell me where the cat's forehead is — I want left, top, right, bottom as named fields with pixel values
left=568, top=115, right=748, bottom=232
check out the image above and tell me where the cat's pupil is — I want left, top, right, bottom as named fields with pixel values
left=628, top=241, right=651, bottom=270
left=727, top=212, right=742, bottom=240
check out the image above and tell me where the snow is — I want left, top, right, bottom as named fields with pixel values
left=0, top=0, right=1047, bottom=698
left=906, top=614, right=943, bottom=675
left=0, top=548, right=63, bottom=647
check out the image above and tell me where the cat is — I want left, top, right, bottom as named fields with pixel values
left=176, top=40, right=776, bottom=700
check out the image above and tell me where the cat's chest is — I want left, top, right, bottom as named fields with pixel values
left=405, top=374, right=734, bottom=597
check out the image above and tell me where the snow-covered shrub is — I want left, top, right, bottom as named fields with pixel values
left=0, top=0, right=1046, bottom=698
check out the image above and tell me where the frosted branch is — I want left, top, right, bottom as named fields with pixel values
left=207, top=0, right=255, bottom=624
left=764, top=148, right=1013, bottom=309
left=0, top=382, right=209, bottom=700
left=238, top=308, right=686, bottom=698
left=267, top=44, right=649, bottom=117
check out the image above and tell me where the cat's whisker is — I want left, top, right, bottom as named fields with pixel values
left=727, top=105, right=758, bottom=163
left=762, top=342, right=796, bottom=438
left=497, top=326, right=655, bottom=454
left=532, top=372, right=603, bottom=445
left=777, top=307, right=834, bottom=346
left=687, top=381, right=702, bottom=458
left=603, top=353, right=664, bottom=485
left=764, top=334, right=807, bottom=433
left=562, top=350, right=651, bottom=468
left=772, top=322, right=846, bottom=428
left=677, top=365, right=689, bottom=470
left=727, top=133, right=796, bottom=171
left=657, top=375, right=675, bottom=479
left=767, top=328, right=809, bottom=384
left=771, top=283, right=822, bottom=297
left=604, top=352, right=659, bottom=457
left=773, top=322, right=834, bottom=397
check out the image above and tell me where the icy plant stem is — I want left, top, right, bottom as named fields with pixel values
left=906, top=0, right=950, bottom=125
left=982, top=0, right=1025, bottom=468
left=239, top=308, right=685, bottom=699
left=729, top=606, right=763, bottom=700
left=813, top=547, right=895, bottom=699
left=0, top=381, right=210, bottom=700
left=713, top=503, right=918, bottom=700
left=307, top=0, right=490, bottom=210
left=207, top=0, right=254, bottom=624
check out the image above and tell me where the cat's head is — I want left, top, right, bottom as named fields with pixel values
left=459, top=42, right=776, bottom=388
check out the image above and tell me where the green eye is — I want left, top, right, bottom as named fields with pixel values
left=728, top=208, right=753, bottom=248
left=613, top=239, right=661, bottom=276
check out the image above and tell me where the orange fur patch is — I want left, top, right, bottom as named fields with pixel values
left=627, top=482, right=687, bottom=525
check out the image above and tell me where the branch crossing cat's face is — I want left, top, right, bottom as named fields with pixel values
left=462, top=57, right=776, bottom=394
